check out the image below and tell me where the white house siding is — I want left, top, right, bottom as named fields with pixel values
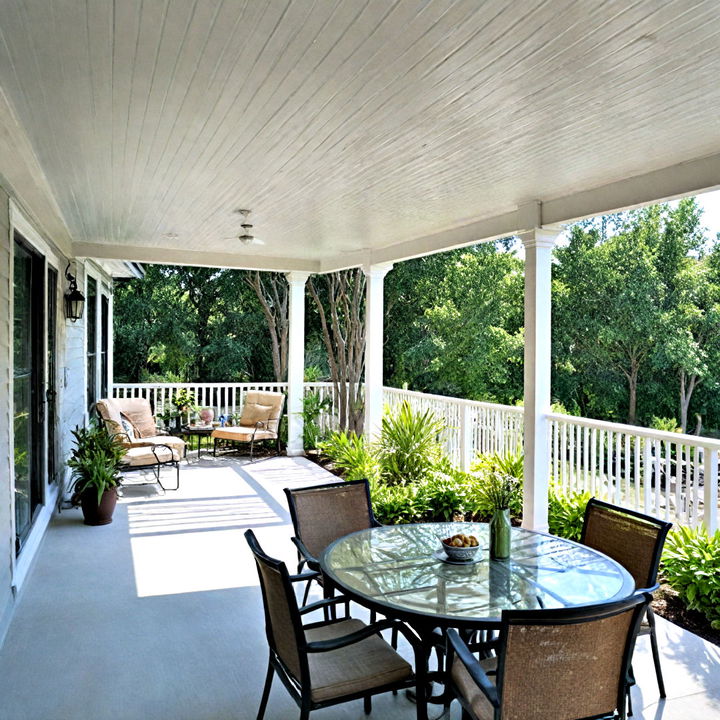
left=0, top=186, right=14, bottom=644
left=0, top=183, right=114, bottom=647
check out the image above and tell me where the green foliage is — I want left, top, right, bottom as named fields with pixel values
left=547, top=488, right=592, bottom=541
left=67, top=423, right=125, bottom=505
left=319, top=431, right=379, bottom=482
left=377, top=400, right=445, bottom=486
left=662, top=525, right=720, bottom=629
left=416, top=470, right=472, bottom=521
left=171, top=388, right=196, bottom=411
left=470, top=471, right=521, bottom=518
left=369, top=480, right=428, bottom=525
left=301, top=391, right=332, bottom=450
left=471, top=450, right=524, bottom=480
left=649, top=416, right=682, bottom=433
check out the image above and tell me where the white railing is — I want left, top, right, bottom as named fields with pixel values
left=549, top=413, right=719, bottom=532
left=111, top=381, right=718, bottom=531
left=383, top=387, right=524, bottom=469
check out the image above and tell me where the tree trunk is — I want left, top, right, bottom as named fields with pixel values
left=626, top=362, right=639, bottom=425
left=679, top=370, right=699, bottom=433
left=244, top=272, right=289, bottom=382
left=308, top=270, right=366, bottom=434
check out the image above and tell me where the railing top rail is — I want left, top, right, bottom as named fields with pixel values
left=111, top=381, right=287, bottom=388
left=548, top=412, right=720, bottom=450
left=383, top=386, right=525, bottom=414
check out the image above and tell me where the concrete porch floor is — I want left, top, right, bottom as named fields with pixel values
left=0, top=455, right=718, bottom=720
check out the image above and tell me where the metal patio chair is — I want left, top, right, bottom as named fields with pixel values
left=581, top=498, right=672, bottom=700
left=446, top=594, right=650, bottom=720
left=244, top=529, right=426, bottom=720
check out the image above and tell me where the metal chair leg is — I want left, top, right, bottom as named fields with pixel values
left=363, top=695, right=372, bottom=714
left=257, top=658, right=274, bottom=720
left=646, top=606, right=666, bottom=697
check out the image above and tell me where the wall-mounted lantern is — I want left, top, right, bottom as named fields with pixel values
left=64, top=262, right=85, bottom=321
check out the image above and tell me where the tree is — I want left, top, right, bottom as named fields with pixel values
left=243, top=271, right=289, bottom=382
left=308, top=269, right=366, bottom=433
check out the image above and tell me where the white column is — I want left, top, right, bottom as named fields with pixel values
left=286, top=271, right=309, bottom=456
left=521, top=228, right=558, bottom=531
left=363, top=263, right=393, bottom=439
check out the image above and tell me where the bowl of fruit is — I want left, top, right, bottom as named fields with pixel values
left=440, top=532, right=480, bottom=562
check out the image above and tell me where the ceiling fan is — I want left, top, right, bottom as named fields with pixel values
left=223, top=209, right=265, bottom=246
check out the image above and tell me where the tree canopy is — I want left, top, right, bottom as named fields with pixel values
left=113, top=197, right=720, bottom=434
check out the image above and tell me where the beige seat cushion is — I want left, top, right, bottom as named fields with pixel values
left=451, top=655, right=498, bottom=720
left=136, top=435, right=186, bottom=452
left=305, top=619, right=412, bottom=703
left=115, top=398, right=157, bottom=438
left=122, top=445, right=182, bottom=467
left=211, top=426, right=276, bottom=442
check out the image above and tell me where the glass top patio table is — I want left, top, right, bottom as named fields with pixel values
left=321, top=522, right=636, bottom=629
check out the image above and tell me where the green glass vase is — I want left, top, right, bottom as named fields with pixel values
left=490, top=508, right=511, bottom=560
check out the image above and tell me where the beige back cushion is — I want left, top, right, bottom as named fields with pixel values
left=96, top=398, right=130, bottom=443
left=240, top=391, right=285, bottom=429
left=115, top=398, right=157, bottom=438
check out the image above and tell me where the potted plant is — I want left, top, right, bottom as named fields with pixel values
left=68, top=423, right=126, bottom=526
left=171, top=389, right=196, bottom=430
left=158, top=406, right=180, bottom=430
left=478, top=472, right=518, bottom=560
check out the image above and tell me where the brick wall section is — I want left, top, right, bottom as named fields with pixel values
left=0, top=186, right=14, bottom=640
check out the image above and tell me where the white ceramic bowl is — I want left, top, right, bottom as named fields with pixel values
left=441, top=539, right=480, bottom=562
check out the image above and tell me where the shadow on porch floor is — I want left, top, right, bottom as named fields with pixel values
left=0, top=455, right=717, bottom=719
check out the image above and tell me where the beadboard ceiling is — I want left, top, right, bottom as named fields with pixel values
left=0, top=0, right=719, bottom=272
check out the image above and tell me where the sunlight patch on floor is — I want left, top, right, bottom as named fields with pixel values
left=130, top=528, right=258, bottom=597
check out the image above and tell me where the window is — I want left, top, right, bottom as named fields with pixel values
left=86, top=276, right=97, bottom=412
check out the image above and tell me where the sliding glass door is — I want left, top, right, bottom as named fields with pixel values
left=13, top=236, right=45, bottom=553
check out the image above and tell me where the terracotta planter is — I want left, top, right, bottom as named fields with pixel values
left=80, top=487, right=118, bottom=526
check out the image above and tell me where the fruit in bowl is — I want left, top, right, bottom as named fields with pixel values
left=441, top=533, right=480, bottom=561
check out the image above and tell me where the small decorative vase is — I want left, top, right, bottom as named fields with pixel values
left=173, top=415, right=182, bottom=432
left=199, top=407, right=214, bottom=425
left=490, top=508, right=511, bottom=560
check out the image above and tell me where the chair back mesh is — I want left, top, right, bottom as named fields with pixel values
left=288, top=482, right=373, bottom=559
left=500, top=607, right=636, bottom=720
left=251, top=545, right=304, bottom=681
left=582, top=502, right=666, bottom=588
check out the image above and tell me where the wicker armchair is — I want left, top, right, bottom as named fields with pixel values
left=581, top=498, right=672, bottom=699
left=244, top=529, right=426, bottom=720
left=446, top=594, right=650, bottom=720
left=284, top=479, right=380, bottom=607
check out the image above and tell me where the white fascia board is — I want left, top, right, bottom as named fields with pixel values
left=542, top=152, right=720, bottom=226
left=320, top=153, right=720, bottom=272
left=72, top=242, right=320, bottom=273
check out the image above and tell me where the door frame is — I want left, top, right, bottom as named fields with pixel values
left=9, top=200, right=61, bottom=591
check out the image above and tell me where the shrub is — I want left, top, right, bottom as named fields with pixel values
left=471, top=450, right=524, bottom=480
left=370, top=480, right=428, bottom=525
left=649, top=416, right=682, bottom=433
left=548, top=488, right=591, bottom=541
left=301, top=391, right=332, bottom=450
left=662, top=525, right=720, bottom=629
left=318, top=431, right=379, bottom=482
left=417, top=470, right=472, bottom=521
left=377, top=400, right=446, bottom=486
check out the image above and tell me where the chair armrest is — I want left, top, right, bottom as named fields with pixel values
left=291, top=536, right=321, bottom=571
left=447, top=629, right=499, bottom=708
left=299, top=596, right=348, bottom=617
left=289, top=571, right=320, bottom=584
left=306, top=618, right=421, bottom=653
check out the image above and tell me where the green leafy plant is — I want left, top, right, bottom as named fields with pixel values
left=171, top=388, right=196, bottom=412
left=377, top=400, right=445, bottom=486
left=369, top=480, right=428, bottom=525
left=649, top=416, right=682, bottom=433
left=417, top=470, right=471, bottom=521
left=67, top=423, right=126, bottom=505
left=300, top=391, right=332, bottom=450
left=548, top=488, right=592, bottom=541
left=319, top=431, right=379, bottom=482
left=471, top=450, right=524, bottom=480
left=662, top=525, right=720, bottom=629
left=474, top=472, right=519, bottom=512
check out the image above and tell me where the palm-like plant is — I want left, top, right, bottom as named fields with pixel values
left=68, top=423, right=126, bottom=505
left=377, top=400, right=446, bottom=486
